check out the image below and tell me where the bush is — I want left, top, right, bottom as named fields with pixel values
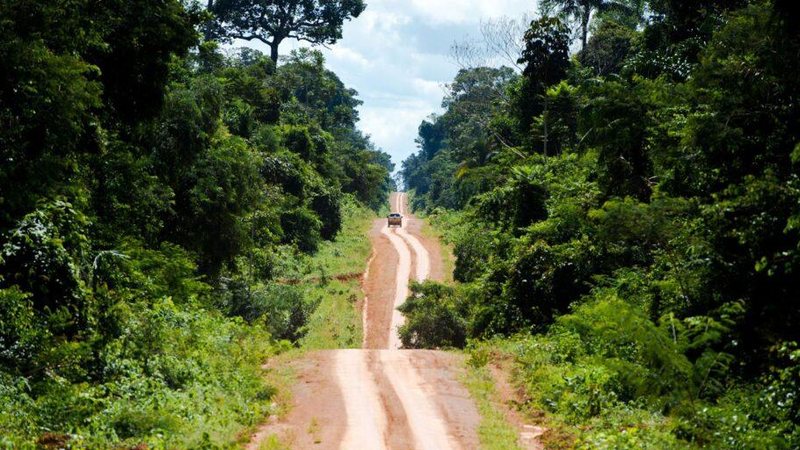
left=222, top=281, right=311, bottom=342
left=398, top=281, right=467, bottom=349
left=0, top=287, right=46, bottom=374
left=5, top=298, right=278, bottom=449
left=311, top=187, right=342, bottom=240
left=280, top=206, right=323, bottom=253
left=0, top=201, right=90, bottom=337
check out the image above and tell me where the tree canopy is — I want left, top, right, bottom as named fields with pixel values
left=403, top=1, right=800, bottom=446
left=0, top=1, right=390, bottom=445
left=209, top=0, right=366, bottom=62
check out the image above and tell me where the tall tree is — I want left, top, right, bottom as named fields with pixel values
left=209, top=0, right=365, bottom=63
left=441, top=67, right=517, bottom=162
left=514, top=16, right=571, bottom=149
left=541, top=0, right=636, bottom=50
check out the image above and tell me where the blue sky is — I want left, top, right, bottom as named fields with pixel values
left=234, top=0, right=538, bottom=170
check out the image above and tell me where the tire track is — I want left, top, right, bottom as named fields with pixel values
left=377, top=193, right=457, bottom=448
left=250, top=192, right=479, bottom=450
left=379, top=350, right=461, bottom=450
left=380, top=223, right=412, bottom=349
left=382, top=192, right=430, bottom=348
left=335, top=350, right=389, bottom=449
left=395, top=193, right=430, bottom=283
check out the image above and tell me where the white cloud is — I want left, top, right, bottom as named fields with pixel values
left=360, top=8, right=411, bottom=33
left=412, top=78, right=446, bottom=98
left=231, top=1, right=537, bottom=172
left=408, top=0, right=536, bottom=24
left=359, top=103, right=436, bottom=162
left=329, top=45, right=371, bottom=68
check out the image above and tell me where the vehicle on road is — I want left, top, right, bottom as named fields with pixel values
left=388, top=213, right=403, bottom=228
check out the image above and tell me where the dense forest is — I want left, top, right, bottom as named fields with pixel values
left=401, top=0, right=800, bottom=447
left=0, top=0, right=390, bottom=446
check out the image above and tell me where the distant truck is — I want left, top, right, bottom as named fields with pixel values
left=387, top=213, right=403, bottom=228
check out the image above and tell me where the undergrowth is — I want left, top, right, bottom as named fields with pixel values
left=461, top=359, right=523, bottom=450
left=299, top=199, right=374, bottom=350
left=422, top=207, right=800, bottom=449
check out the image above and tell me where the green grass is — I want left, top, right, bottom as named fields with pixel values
left=301, top=278, right=363, bottom=349
left=258, top=435, right=290, bottom=450
left=461, top=361, right=524, bottom=450
left=306, top=199, right=375, bottom=279
left=299, top=199, right=376, bottom=349
left=247, top=351, right=301, bottom=450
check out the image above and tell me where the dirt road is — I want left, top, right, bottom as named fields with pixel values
left=250, top=193, right=481, bottom=449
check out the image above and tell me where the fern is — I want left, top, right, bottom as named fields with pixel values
left=692, top=350, right=735, bottom=400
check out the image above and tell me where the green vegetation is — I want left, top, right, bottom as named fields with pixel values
left=399, top=281, right=467, bottom=349
left=208, top=0, right=366, bottom=63
left=0, top=0, right=391, bottom=446
left=300, top=199, right=375, bottom=350
left=461, top=356, right=523, bottom=450
left=402, top=1, right=800, bottom=447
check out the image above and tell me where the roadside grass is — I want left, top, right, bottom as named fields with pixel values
left=258, top=436, right=289, bottom=450
left=299, top=198, right=375, bottom=349
left=249, top=352, right=300, bottom=450
left=301, top=279, right=363, bottom=349
left=419, top=218, right=455, bottom=284
left=306, top=199, right=375, bottom=280
left=461, top=363, right=524, bottom=450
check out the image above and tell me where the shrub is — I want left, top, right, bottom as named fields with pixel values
left=220, top=280, right=311, bottom=342
left=398, top=281, right=467, bottom=349
left=311, top=187, right=342, bottom=240
left=280, top=206, right=323, bottom=253
left=0, top=287, right=46, bottom=374
left=0, top=201, right=90, bottom=337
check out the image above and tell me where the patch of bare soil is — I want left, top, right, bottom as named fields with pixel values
left=245, top=352, right=346, bottom=450
left=488, top=357, right=547, bottom=450
left=246, top=193, right=488, bottom=449
left=363, top=218, right=399, bottom=349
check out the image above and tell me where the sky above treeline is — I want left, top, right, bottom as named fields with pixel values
left=234, top=0, right=538, bottom=170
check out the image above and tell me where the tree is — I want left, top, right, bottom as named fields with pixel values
left=518, top=17, right=571, bottom=89
left=628, top=0, right=745, bottom=80
left=0, top=0, right=196, bottom=230
left=582, top=79, right=652, bottom=200
left=210, top=0, right=366, bottom=63
left=577, top=19, right=635, bottom=76
left=274, top=49, right=362, bottom=129
left=540, top=0, right=636, bottom=50
left=450, top=14, right=533, bottom=72
left=441, top=67, right=518, bottom=161
left=515, top=17, right=571, bottom=149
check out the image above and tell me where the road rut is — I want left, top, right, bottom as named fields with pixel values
left=248, top=193, right=480, bottom=449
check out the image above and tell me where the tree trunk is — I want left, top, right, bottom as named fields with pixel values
left=543, top=95, right=549, bottom=157
left=270, top=41, right=280, bottom=64
left=581, top=7, right=591, bottom=50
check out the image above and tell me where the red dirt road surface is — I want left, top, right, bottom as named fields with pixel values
left=248, top=193, right=482, bottom=449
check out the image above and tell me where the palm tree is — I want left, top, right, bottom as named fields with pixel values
left=540, top=0, right=640, bottom=50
